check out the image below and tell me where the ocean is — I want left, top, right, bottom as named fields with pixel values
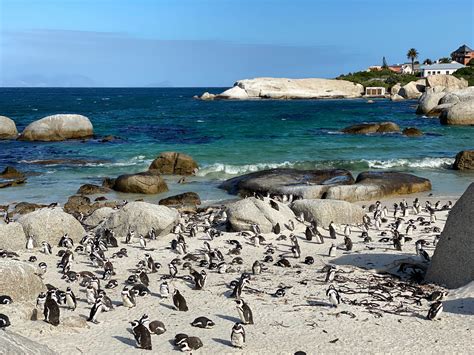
left=0, top=87, right=472, bottom=205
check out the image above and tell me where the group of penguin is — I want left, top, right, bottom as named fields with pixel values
left=0, top=194, right=450, bottom=351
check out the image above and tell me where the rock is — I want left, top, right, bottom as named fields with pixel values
left=0, top=330, right=57, bottom=354
left=99, top=135, right=119, bottom=143
left=102, top=177, right=116, bottom=189
left=0, top=177, right=26, bottom=189
left=341, top=122, right=400, bottom=134
left=398, top=80, right=425, bottom=99
left=425, top=183, right=474, bottom=288
left=213, top=77, right=364, bottom=100
left=0, top=222, right=26, bottom=251
left=18, top=114, right=93, bottom=141
left=12, top=202, right=47, bottom=215
left=99, top=202, right=178, bottom=237
left=113, top=172, right=168, bottom=194
left=226, top=197, right=295, bottom=233
left=0, top=260, right=46, bottom=302
left=17, top=208, right=85, bottom=246
left=425, top=74, right=468, bottom=90
left=198, top=92, right=216, bottom=100
left=440, top=100, right=474, bottom=125
left=64, top=195, right=91, bottom=215
left=390, top=83, right=401, bottom=95
left=159, top=192, right=201, bottom=207
left=148, top=152, right=199, bottom=175
left=390, top=94, right=404, bottom=101
left=83, top=207, right=115, bottom=227
left=290, top=199, right=365, bottom=227
left=62, top=315, right=89, bottom=329
left=77, top=184, right=111, bottom=195
left=324, top=171, right=431, bottom=202
left=453, top=150, right=474, bottom=170
left=0, top=116, right=18, bottom=139
left=220, top=168, right=355, bottom=198
left=402, top=127, right=423, bottom=137
left=0, top=167, right=25, bottom=179
left=416, top=87, right=447, bottom=115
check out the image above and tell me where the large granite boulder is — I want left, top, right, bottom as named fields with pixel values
left=453, top=150, right=474, bottom=170
left=17, top=208, right=85, bottom=246
left=324, top=171, right=432, bottom=202
left=390, top=94, right=404, bottom=101
left=113, top=172, right=168, bottom=194
left=12, top=202, right=47, bottom=215
left=390, top=83, right=401, bottom=95
left=18, top=114, right=93, bottom=141
left=148, top=152, right=198, bottom=175
left=291, top=199, right=365, bottom=227
left=63, top=195, right=119, bottom=216
left=0, top=116, right=18, bottom=139
left=416, top=87, right=447, bottom=115
left=425, top=74, right=468, bottom=90
left=398, top=80, right=425, bottom=99
left=220, top=168, right=354, bottom=198
left=0, top=330, right=57, bottom=354
left=440, top=100, right=474, bottom=125
left=214, top=78, right=364, bottom=100
left=83, top=207, right=115, bottom=227
left=99, top=202, right=178, bottom=237
left=77, top=183, right=111, bottom=195
left=159, top=192, right=201, bottom=207
left=0, top=260, right=46, bottom=302
left=226, top=197, right=295, bottom=233
left=341, top=122, right=400, bottom=134
left=0, top=222, right=27, bottom=251
left=425, top=183, right=474, bottom=288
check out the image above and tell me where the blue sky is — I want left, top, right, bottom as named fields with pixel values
left=0, top=0, right=473, bottom=87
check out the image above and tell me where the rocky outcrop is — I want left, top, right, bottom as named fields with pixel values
left=425, top=74, right=468, bottom=90
left=425, top=183, right=474, bottom=288
left=398, top=79, right=425, bottom=99
left=159, top=192, right=201, bottom=207
left=77, top=184, right=111, bottom=195
left=98, top=202, right=178, bottom=237
left=0, top=116, right=18, bottom=139
left=390, top=94, right=404, bottom=101
left=0, top=331, right=57, bottom=355
left=402, top=127, right=423, bottom=136
left=0, top=222, right=27, bottom=251
left=0, top=260, right=46, bottom=302
left=17, top=208, right=85, bottom=246
left=18, top=114, right=93, bottom=141
left=113, top=172, right=168, bottom=194
left=63, top=195, right=119, bottom=216
left=341, top=122, right=400, bottom=134
left=440, top=100, right=474, bottom=125
left=226, top=197, right=295, bottom=233
left=0, top=166, right=27, bottom=188
left=453, top=150, right=474, bottom=170
left=290, top=199, right=365, bottom=227
left=416, top=87, right=447, bottom=115
left=220, top=168, right=355, bottom=198
left=12, top=202, right=47, bottom=215
left=212, top=78, right=364, bottom=100
left=197, top=92, right=216, bottom=100
left=148, top=152, right=198, bottom=175
left=83, top=207, right=115, bottom=227
left=390, top=83, right=401, bottom=95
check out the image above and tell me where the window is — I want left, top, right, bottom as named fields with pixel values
left=446, top=71, right=449, bottom=74
left=437, top=71, right=441, bottom=74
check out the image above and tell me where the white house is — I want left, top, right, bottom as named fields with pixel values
left=420, top=62, right=465, bottom=77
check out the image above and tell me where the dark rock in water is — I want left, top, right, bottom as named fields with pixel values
left=426, top=183, right=474, bottom=288
left=113, top=172, right=168, bottom=194
left=402, top=127, right=423, bottom=137
left=0, top=178, right=26, bottom=189
left=452, top=150, right=474, bottom=170
left=77, top=184, right=111, bottom=195
left=148, top=152, right=198, bottom=176
left=0, top=167, right=25, bottom=180
left=64, top=195, right=119, bottom=216
left=159, top=192, right=201, bottom=206
left=100, top=135, right=120, bottom=143
left=102, top=177, right=116, bottom=189
left=341, top=122, right=400, bottom=134
left=220, top=168, right=354, bottom=198
left=21, top=158, right=108, bottom=166
left=13, top=202, right=47, bottom=215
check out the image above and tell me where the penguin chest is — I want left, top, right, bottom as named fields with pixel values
left=231, top=332, right=245, bottom=348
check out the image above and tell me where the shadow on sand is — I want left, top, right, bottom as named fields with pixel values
left=443, top=297, right=474, bottom=316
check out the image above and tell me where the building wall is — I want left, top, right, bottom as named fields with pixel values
left=453, top=52, right=474, bottom=65
left=422, top=68, right=459, bottom=77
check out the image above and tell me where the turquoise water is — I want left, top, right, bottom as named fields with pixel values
left=0, top=87, right=473, bottom=204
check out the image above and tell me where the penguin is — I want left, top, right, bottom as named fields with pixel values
left=145, top=253, right=158, bottom=273
left=37, top=262, right=47, bottom=278
left=274, top=288, right=285, bottom=297
left=231, top=277, right=250, bottom=299
left=344, top=236, right=353, bottom=251
left=26, top=235, right=35, bottom=249
left=393, top=237, right=402, bottom=251
left=329, top=222, right=337, bottom=239
left=0, top=295, right=13, bottom=304
left=160, top=282, right=170, bottom=298
left=231, top=322, right=246, bottom=348
left=304, top=256, right=314, bottom=265
left=42, top=241, right=52, bottom=254
left=325, top=266, right=336, bottom=283
left=137, top=269, right=149, bottom=287
left=121, top=287, right=137, bottom=308
left=174, top=333, right=189, bottom=347
left=139, top=314, right=166, bottom=335
left=130, top=320, right=153, bottom=350
left=88, top=298, right=106, bottom=324
left=178, top=336, right=203, bottom=352
left=0, top=314, right=10, bottom=329
left=252, top=260, right=262, bottom=275
left=190, top=269, right=207, bottom=290
left=419, top=248, right=431, bottom=262
left=86, top=285, right=97, bottom=304
left=251, top=224, right=261, bottom=235
left=125, top=230, right=135, bottom=244
left=65, top=287, right=77, bottom=311
left=173, top=289, right=188, bottom=311
left=36, top=292, right=47, bottom=310
left=98, top=290, right=114, bottom=310
left=191, top=316, right=215, bottom=329
left=326, top=285, right=341, bottom=308
left=273, top=223, right=281, bottom=235
left=344, top=224, right=351, bottom=237
left=427, top=291, right=446, bottom=302
left=235, top=299, right=254, bottom=324
left=169, top=263, right=178, bottom=278
left=427, top=301, right=443, bottom=320
left=328, top=243, right=336, bottom=257
left=270, top=199, right=280, bottom=211
left=139, top=235, right=147, bottom=249
left=44, top=290, right=60, bottom=326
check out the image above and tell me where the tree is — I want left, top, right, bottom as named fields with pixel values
left=407, top=48, right=419, bottom=74
left=423, top=58, right=432, bottom=65
left=438, top=57, right=451, bottom=64
left=382, top=56, right=388, bottom=69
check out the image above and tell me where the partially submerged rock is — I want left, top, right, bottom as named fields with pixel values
left=77, top=184, right=111, bottom=195
left=341, top=122, right=400, bottom=134
left=159, top=192, right=201, bottom=207
left=440, top=100, right=474, bottom=125
left=402, top=127, right=423, bottom=137
left=18, top=114, right=94, bottom=141
left=12, top=202, right=47, bottom=215
left=452, top=150, right=474, bottom=170
left=398, top=80, right=425, bottom=99
left=148, top=152, right=198, bottom=176
left=416, top=87, right=447, bottom=115
left=0, top=260, right=46, bottom=302
left=113, top=172, right=168, bottom=194
left=0, top=166, right=27, bottom=188
left=0, top=115, right=18, bottom=139
left=0, top=222, right=27, bottom=251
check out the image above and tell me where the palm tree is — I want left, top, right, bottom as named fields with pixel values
left=407, top=48, right=419, bottom=74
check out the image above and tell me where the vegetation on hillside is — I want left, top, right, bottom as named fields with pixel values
left=336, top=69, right=418, bottom=89
left=453, top=65, right=474, bottom=86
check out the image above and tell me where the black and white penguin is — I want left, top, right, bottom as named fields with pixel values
left=0, top=314, right=10, bottom=328
left=326, top=285, right=341, bottom=308
left=168, top=263, right=178, bottom=278
left=88, top=297, right=106, bottom=323
left=231, top=277, right=250, bottom=299
left=325, top=266, right=336, bottom=283
left=125, top=230, right=135, bottom=244
left=105, top=279, right=118, bottom=289
left=144, top=253, right=158, bottom=273
left=235, top=299, right=254, bottom=324
left=36, top=292, right=46, bottom=310
left=86, top=285, right=97, bottom=304
left=65, top=287, right=77, bottom=311
left=344, top=236, right=353, bottom=251
left=273, top=223, right=281, bottom=235
left=130, top=320, right=153, bottom=350
left=159, top=282, right=170, bottom=298
left=139, top=235, right=147, bottom=249
left=178, top=336, right=203, bottom=352
left=191, top=316, right=215, bottom=329
left=427, top=301, right=443, bottom=320
left=172, top=289, right=188, bottom=311
left=231, top=322, right=246, bottom=348
left=26, top=235, right=35, bottom=250
left=0, top=295, right=13, bottom=304
left=121, top=287, right=137, bottom=308
left=273, top=288, right=285, bottom=297
left=42, top=241, right=52, bottom=254
left=252, top=260, right=262, bottom=275
left=137, top=269, right=149, bottom=287
left=37, top=262, right=47, bottom=278
left=44, top=290, right=60, bottom=326
left=190, top=269, right=207, bottom=290
left=328, top=243, right=336, bottom=257
left=329, top=222, right=337, bottom=239
left=139, top=314, right=166, bottom=335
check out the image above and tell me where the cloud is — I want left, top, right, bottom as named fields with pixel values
left=0, top=29, right=361, bottom=87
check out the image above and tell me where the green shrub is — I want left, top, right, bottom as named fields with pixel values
left=453, top=66, right=474, bottom=86
left=336, top=70, right=419, bottom=89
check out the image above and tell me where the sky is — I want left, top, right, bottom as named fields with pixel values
left=0, top=0, right=473, bottom=87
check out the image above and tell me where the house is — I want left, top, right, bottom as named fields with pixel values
left=420, top=62, right=465, bottom=77
left=365, top=87, right=386, bottom=97
left=388, top=63, right=419, bottom=74
left=367, top=65, right=382, bottom=72
left=451, top=44, right=474, bottom=65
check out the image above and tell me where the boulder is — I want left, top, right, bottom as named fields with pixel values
left=0, top=260, right=46, bottom=302
left=83, top=207, right=115, bottom=227
left=390, top=94, right=404, bottom=101
left=425, top=183, right=474, bottom=288
left=440, top=100, right=474, bottom=125
left=17, top=208, right=85, bottom=246
left=402, top=127, right=423, bottom=137
left=453, top=150, right=474, bottom=170
left=0, top=330, right=57, bottom=355
left=198, top=92, right=216, bottom=100
left=12, top=202, right=47, bottom=215
left=416, top=87, right=447, bottom=115
left=113, top=172, right=168, bottom=194
left=64, top=195, right=119, bottom=216
left=0, top=166, right=25, bottom=179
left=148, top=152, right=198, bottom=175
left=213, top=77, right=364, bottom=100
left=425, top=74, right=468, bottom=90
left=226, top=197, right=295, bottom=233
left=18, top=114, right=93, bottom=141
left=220, top=168, right=354, bottom=198
left=99, top=202, right=178, bottom=237
left=398, top=80, right=425, bottom=99
left=77, top=183, right=111, bottom=195
left=290, top=199, right=365, bottom=227
left=390, top=83, right=401, bottom=95
left=159, top=192, right=201, bottom=207
left=0, top=222, right=27, bottom=251
left=0, top=116, right=18, bottom=139
left=341, top=122, right=400, bottom=134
